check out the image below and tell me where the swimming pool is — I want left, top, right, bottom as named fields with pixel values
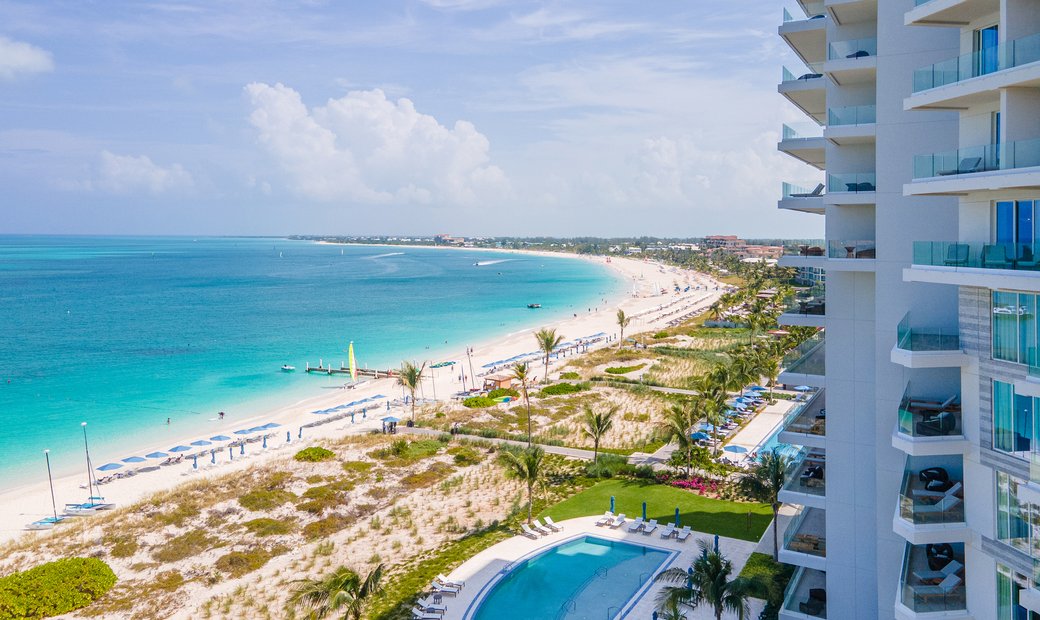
left=469, top=536, right=673, bottom=620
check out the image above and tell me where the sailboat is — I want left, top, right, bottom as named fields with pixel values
left=64, top=423, right=114, bottom=516
left=25, top=450, right=66, bottom=530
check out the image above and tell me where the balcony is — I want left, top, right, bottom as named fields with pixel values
left=894, top=455, right=969, bottom=545
left=906, top=241, right=1040, bottom=292
left=780, top=67, right=826, bottom=124
left=779, top=447, right=827, bottom=509
left=778, top=390, right=826, bottom=446
left=893, top=382, right=968, bottom=456
left=779, top=286, right=826, bottom=328
left=897, top=542, right=968, bottom=618
left=780, top=331, right=825, bottom=387
left=827, top=239, right=875, bottom=260
left=825, top=0, right=877, bottom=26
left=906, top=138, right=1040, bottom=196
left=825, top=37, right=877, bottom=85
left=780, top=567, right=827, bottom=619
left=892, top=312, right=968, bottom=369
left=781, top=506, right=827, bottom=570
left=779, top=182, right=825, bottom=215
left=825, top=172, right=875, bottom=205
left=779, top=123, right=826, bottom=169
left=908, top=31, right=1040, bottom=109
left=824, top=105, right=876, bottom=145
left=905, top=0, right=998, bottom=28
left=781, top=9, right=828, bottom=67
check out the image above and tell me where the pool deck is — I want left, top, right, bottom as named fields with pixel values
left=723, top=393, right=800, bottom=462
left=438, top=515, right=765, bottom=619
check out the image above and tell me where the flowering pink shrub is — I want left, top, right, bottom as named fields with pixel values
left=668, top=476, right=721, bottom=496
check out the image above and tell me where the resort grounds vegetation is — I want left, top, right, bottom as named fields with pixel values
left=604, top=363, right=646, bottom=374
left=0, top=557, right=117, bottom=619
left=538, top=381, right=589, bottom=396
left=739, top=553, right=795, bottom=619
left=461, top=395, right=497, bottom=408
left=294, top=446, right=336, bottom=462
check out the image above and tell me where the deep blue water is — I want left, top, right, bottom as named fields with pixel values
left=0, top=237, right=623, bottom=484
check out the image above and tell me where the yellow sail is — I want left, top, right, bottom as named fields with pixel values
left=348, top=341, right=357, bottom=382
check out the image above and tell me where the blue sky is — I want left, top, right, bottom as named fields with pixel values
left=0, top=1, right=824, bottom=238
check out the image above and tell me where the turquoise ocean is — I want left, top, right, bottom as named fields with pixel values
left=0, top=237, right=624, bottom=486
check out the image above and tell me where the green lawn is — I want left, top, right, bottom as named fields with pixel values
left=538, top=479, right=772, bottom=542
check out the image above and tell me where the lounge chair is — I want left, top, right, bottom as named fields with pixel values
left=430, top=580, right=459, bottom=596
left=609, top=514, right=627, bottom=529
left=676, top=525, right=692, bottom=542
left=531, top=519, right=552, bottom=536
left=913, top=560, right=963, bottom=584
left=913, top=573, right=963, bottom=603
left=416, top=597, right=448, bottom=615
left=798, top=73, right=823, bottom=80
left=790, top=183, right=824, bottom=198
left=913, top=480, right=963, bottom=500
left=846, top=49, right=870, bottom=58
left=543, top=516, right=563, bottom=532
left=627, top=517, right=645, bottom=533
left=595, top=511, right=614, bottom=526
left=436, top=574, right=464, bottom=590
left=412, top=606, right=443, bottom=619
left=943, top=244, right=970, bottom=266
left=982, top=244, right=1013, bottom=269
left=937, top=157, right=983, bottom=176
left=642, top=519, right=659, bottom=535
left=799, top=588, right=826, bottom=617
left=916, top=411, right=957, bottom=436
left=519, top=524, right=540, bottom=539
left=660, top=523, right=676, bottom=539
left=908, top=395, right=959, bottom=412
left=915, top=494, right=963, bottom=520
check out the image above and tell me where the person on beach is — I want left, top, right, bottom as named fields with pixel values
left=166, top=417, right=171, bottom=425
left=218, top=411, right=225, bottom=420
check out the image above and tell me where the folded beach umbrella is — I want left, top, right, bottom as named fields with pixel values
left=121, top=456, right=146, bottom=463
left=190, top=439, right=212, bottom=447
left=168, top=445, right=191, bottom=452
left=146, top=451, right=168, bottom=459
left=97, top=462, right=123, bottom=471
left=192, top=455, right=198, bottom=469
left=210, top=435, right=232, bottom=441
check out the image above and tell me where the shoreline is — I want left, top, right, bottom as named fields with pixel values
left=0, top=249, right=724, bottom=542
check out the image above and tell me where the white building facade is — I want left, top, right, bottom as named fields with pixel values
left=775, top=0, right=1040, bottom=618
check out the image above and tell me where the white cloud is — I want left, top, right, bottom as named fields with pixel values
left=86, top=151, right=193, bottom=194
left=244, top=82, right=509, bottom=206
left=0, top=35, right=54, bottom=80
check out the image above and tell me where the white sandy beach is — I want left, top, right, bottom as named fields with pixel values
left=0, top=251, right=725, bottom=543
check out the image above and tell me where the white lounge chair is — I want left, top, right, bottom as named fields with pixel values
left=627, top=518, right=645, bottom=533
left=676, top=525, right=692, bottom=542
left=412, top=606, right=442, bottom=619
left=416, top=597, right=447, bottom=614
left=595, top=511, right=614, bottom=526
left=609, top=514, right=627, bottom=529
left=913, top=560, right=962, bottom=583
left=532, top=519, right=552, bottom=535
left=660, top=523, right=675, bottom=539
left=436, top=574, right=464, bottom=590
left=520, top=523, right=541, bottom=539
left=543, top=516, right=563, bottom=532
left=642, top=519, right=658, bottom=535
left=430, top=580, right=459, bottom=596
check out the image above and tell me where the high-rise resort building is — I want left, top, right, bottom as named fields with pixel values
left=775, top=0, right=1040, bottom=618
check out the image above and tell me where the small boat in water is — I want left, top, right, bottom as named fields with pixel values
left=527, top=303, right=541, bottom=309
left=281, top=365, right=296, bottom=372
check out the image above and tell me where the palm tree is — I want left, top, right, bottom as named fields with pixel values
left=738, top=447, right=792, bottom=561
left=398, top=361, right=426, bottom=424
left=693, top=375, right=728, bottom=456
left=534, top=328, right=564, bottom=383
left=616, top=309, right=632, bottom=349
left=661, top=403, right=695, bottom=477
left=288, top=564, right=384, bottom=620
left=654, top=541, right=755, bottom=620
left=511, top=362, right=533, bottom=445
left=760, top=356, right=780, bottom=401
left=498, top=445, right=545, bottom=525
left=581, top=403, right=617, bottom=463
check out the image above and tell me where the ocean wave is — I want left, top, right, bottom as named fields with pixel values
left=368, top=252, right=405, bottom=259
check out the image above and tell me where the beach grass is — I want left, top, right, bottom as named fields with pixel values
left=538, top=479, right=772, bottom=542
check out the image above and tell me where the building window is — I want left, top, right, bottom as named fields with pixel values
left=998, top=563, right=1040, bottom=619
left=993, top=381, right=1040, bottom=460
left=975, top=24, right=1000, bottom=76
left=993, top=291, right=1040, bottom=365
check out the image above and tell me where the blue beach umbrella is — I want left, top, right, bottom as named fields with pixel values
left=687, top=567, right=693, bottom=590
left=210, top=435, right=232, bottom=442
left=97, top=462, right=123, bottom=471
left=146, top=451, right=168, bottom=459
left=192, top=455, right=198, bottom=470
left=233, top=429, right=253, bottom=435
left=350, top=412, right=356, bottom=423
left=229, top=446, right=234, bottom=460
left=724, top=445, right=748, bottom=454
left=690, top=432, right=710, bottom=441
left=247, top=426, right=266, bottom=433
left=260, top=422, right=280, bottom=430
left=169, top=445, right=191, bottom=452
left=191, top=439, right=212, bottom=447
left=749, top=385, right=767, bottom=391
left=121, top=456, right=146, bottom=463
left=714, top=534, right=720, bottom=552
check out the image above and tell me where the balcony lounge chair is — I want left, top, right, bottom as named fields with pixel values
left=643, top=519, right=659, bottom=536
left=800, top=465, right=825, bottom=487
left=856, top=181, right=876, bottom=192
left=798, top=73, right=823, bottom=80
left=983, top=244, right=1013, bottom=269
left=799, top=588, right=826, bottom=617
left=943, top=244, right=970, bottom=266
left=913, top=560, right=963, bottom=584
left=916, top=411, right=958, bottom=436
left=676, top=525, right=693, bottom=542
left=436, top=575, right=464, bottom=590
left=1018, top=245, right=1040, bottom=270
left=543, top=516, right=563, bottom=532
left=790, top=183, right=824, bottom=198
left=531, top=519, right=552, bottom=536
left=913, top=573, right=963, bottom=603
left=919, top=467, right=950, bottom=492
left=416, top=598, right=447, bottom=615
left=912, top=481, right=962, bottom=501
left=925, top=543, right=955, bottom=570
left=627, top=517, right=645, bottom=533
left=609, top=513, right=627, bottom=529
left=520, top=523, right=542, bottom=539
left=846, top=49, right=871, bottom=59
left=595, top=511, right=614, bottom=526
left=660, top=523, right=676, bottom=539
left=908, top=395, right=959, bottom=413
left=915, top=494, right=963, bottom=521
left=412, top=606, right=442, bottom=619
left=937, top=157, right=983, bottom=176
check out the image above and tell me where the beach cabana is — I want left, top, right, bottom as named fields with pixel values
left=483, top=373, right=514, bottom=391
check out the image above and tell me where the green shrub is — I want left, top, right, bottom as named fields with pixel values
left=487, top=388, right=520, bottom=399
left=0, top=558, right=117, bottom=619
left=586, top=453, right=631, bottom=478
left=297, top=484, right=346, bottom=514
left=152, top=530, right=220, bottom=563
left=242, top=517, right=295, bottom=537
left=400, top=462, right=455, bottom=489
left=739, top=552, right=794, bottom=618
left=294, top=446, right=335, bottom=462
left=447, top=445, right=484, bottom=466
left=462, top=396, right=497, bottom=408
left=653, top=331, right=669, bottom=339
left=538, top=382, right=589, bottom=397
left=302, top=514, right=350, bottom=540
left=238, top=488, right=296, bottom=511
left=560, top=371, right=581, bottom=380
left=214, top=546, right=284, bottom=578
left=105, top=534, right=139, bottom=559
left=605, top=364, right=646, bottom=375
left=342, top=460, right=375, bottom=475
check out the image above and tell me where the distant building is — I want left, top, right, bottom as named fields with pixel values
left=703, top=235, right=783, bottom=260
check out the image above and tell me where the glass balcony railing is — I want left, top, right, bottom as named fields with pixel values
left=783, top=447, right=827, bottom=496
left=827, top=104, right=876, bottom=126
left=914, top=0, right=934, bottom=5
left=897, top=312, right=960, bottom=352
left=913, top=137, right=1040, bottom=179
left=783, top=243, right=826, bottom=257
left=828, top=38, right=877, bottom=60
left=781, top=285, right=826, bottom=317
left=782, top=331, right=826, bottom=377
left=782, top=567, right=827, bottom=617
left=783, top=390, right=826, bottom=436
left=827, top=172, right=876, bottom=193
left=782, top=182, right=825, bottom=199
left=783, top=506, right=827, bottom=557
left=783, top=66, right=824, bottom=83
left=900, top=542, right=967, bottom=612
left=912, top=240, right=1040, bottom=272
left=897, top=383, right=962, bottom=439
left=783, top=123, right=824, bottom=140
left=913, top=32, right=1040, bottom=93
left=898, top=461, right=965, bottom=525
left=784, top=7, right=826, bottom=23
left=827, top=240, right=876, bottom=259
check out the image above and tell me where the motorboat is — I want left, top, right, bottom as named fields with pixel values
left=281, top=365, right=296, bottom=372
left=527, top=303, right=541, bottom=309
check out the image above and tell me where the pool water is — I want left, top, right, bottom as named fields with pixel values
left=471, top=536, right=672, bottom=620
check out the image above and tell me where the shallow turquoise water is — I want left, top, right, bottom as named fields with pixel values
left=471, top=536, right=670, bottom=620
left=0, top=237, right=624, bottom=484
